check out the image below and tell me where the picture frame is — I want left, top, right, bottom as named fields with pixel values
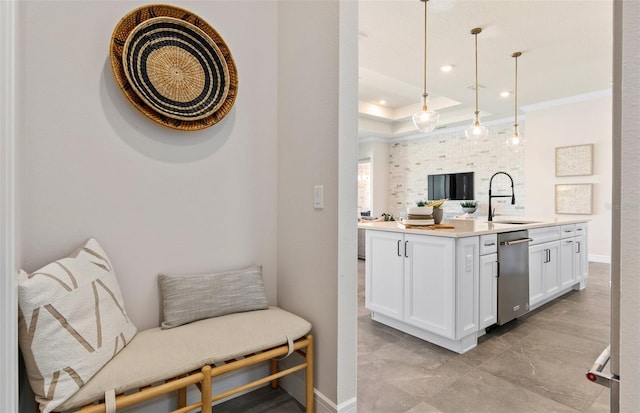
left=555, top=184, right=593, bottom=214
left=555, top=144, right=593, bottom=177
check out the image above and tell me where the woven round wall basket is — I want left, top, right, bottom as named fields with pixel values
left=110, top=4, right=238, bottom=131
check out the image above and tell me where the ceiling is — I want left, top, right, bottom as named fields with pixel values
left=358, top=0, right=613, bottom=138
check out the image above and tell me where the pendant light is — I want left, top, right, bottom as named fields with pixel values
left=465, top=27, right=489, bottom=141
left=506, top=51, right=526, bottom=152
left=412, top=0, right=440, bottom=133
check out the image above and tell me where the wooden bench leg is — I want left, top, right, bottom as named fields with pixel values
left=270, top=359, right=279, bottom=389
left=201, top=365, right=212, bottom=413
left=306, top=335, right=314, bottom=413
left=177, top=387, right=187, bottom=408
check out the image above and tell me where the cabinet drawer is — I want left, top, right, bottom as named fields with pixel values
left=480, top=234, right=498, bottom=255
left=529, top=226, right=561, bottom=245
left=575, top=222, right=587, bottom=235
left=560, top=224, right=576, bottom=238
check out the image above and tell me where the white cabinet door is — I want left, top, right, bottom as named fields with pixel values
left=404, top=234, right=456, bottom=339
left=560, top=238, right=576, bottom=288
left=365, top=231, right=404, bottom=319
left=479, top=253, right=498, bottom=329
left=530, top=240, right=561, bottom=305
left=574, top=225, right=588, bottom=282
left=456, top=237, right=479, bottom=339
left=529, top=243, right=546, bottom=307
left=544, top=241, right=561, bottom=297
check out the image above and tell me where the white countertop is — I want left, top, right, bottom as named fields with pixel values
left=358, top=216, right=589, bottom=238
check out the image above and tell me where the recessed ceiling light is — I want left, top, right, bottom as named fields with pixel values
left=378, top=100, right=386, bottom=105
left=500, top=91, right=510, bottom=97
left=440, top=65, right=453, bottom=73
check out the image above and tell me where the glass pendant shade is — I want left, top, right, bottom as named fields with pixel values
left=465, top=120, right=489, bottom=141
left=506, top=125, right=526, bottom=153
left=412, top=107, right=440, bottom=132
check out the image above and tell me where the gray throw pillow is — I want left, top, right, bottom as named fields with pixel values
left=158, top=265, right=269, bottom=329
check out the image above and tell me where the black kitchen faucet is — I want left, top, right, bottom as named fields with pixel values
left=488, top=171, right=515, bottom=222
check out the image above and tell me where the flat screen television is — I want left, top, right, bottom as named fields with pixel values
left=428, top=172, right=475, bottom=201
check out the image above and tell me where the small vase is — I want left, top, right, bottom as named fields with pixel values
left=433, top=208, right=443, bottom=224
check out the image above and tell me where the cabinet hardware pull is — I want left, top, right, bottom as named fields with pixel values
left=577, top=228, right=583, bottom=232
left=564, top=230, right=573, bottom=233
left=576, top=241, right=581, bottom=253
left=484, top=242, right=496, bottom=247
left=405, top=241, right=409, bottom=258
left=397, top=240, right=401, bottom=257
left=566, top=240, right=573, bottom=244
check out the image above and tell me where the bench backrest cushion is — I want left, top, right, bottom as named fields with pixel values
left=159, top=265, right=269, bottom=329
left=17, top=238, right=137, bottom=413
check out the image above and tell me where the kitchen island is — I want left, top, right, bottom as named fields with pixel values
left=359, top=217, right=589, bottom=353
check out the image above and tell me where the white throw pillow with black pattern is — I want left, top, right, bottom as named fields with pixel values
left=18, top=238, right=137, bottom=413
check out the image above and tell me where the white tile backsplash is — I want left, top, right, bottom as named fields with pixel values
left=388, top=121, right=526, bottom=218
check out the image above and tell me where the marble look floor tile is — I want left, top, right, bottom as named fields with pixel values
left=586, top=386, right=609, bottom=412
left=357, top=376, right=422, bottom=413
left=427, top=369, right=581, bottom=413
left=386, top=360, right=472, bottom=400
left=479, top=337, right=604, bottom=411
left=404, top=401, right=444, bottom=413
left=358, top=316, right=403, bottom=356
left=484, top=317, right=541, bottom=342
left=358, top=342, right=454, bottom=387
left=523, top=310, right=610, bottom=346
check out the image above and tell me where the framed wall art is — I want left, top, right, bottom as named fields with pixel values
left=555, top=144, right=593, bottom=177
left=555, top=183, right=593, bottom=214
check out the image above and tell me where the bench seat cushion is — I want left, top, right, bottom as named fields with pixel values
left=58, top=307, right=311, bottom=410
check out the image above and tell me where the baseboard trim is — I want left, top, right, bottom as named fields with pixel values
left=336, top=396, right=358, bottom=413
left=278, top=354, right=356, bottom=413
left=589, top=254, right=611, bottom=264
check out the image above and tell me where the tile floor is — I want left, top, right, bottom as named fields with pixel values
left=216, top=260, right=611, bottom=413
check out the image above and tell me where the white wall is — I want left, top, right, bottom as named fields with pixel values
left=615, top=1, right=640, bottom=410
left=358, top=139, right=389, bottom=217
left=15, top=0, right=355, bottom=411
left=525, top=94, right=612, bottom=260
left=18, top=0, right=280, bottom=331
left=277, top=1, right=358, bottom=409
left=1, top=0, right=18, bottom=411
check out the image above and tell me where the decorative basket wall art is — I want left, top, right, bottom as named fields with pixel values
left=110, top=4, right=238, bottom=131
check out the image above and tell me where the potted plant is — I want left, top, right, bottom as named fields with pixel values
left=426, top=198, right=447, bottom=224
left=460, top=200, right=478, bottom=214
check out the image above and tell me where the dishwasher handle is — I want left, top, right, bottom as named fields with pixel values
left=500, top=238, right=533, bottom=246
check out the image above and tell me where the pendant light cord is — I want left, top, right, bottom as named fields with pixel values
left=474, top=33, right=478, bottom=119
left=514, top=53, right=518, bottom=127
left=471, top=28, right=481, bottom=123
left=513, top=51, right=522, bottom=133
left=421, top=0, right=428, bottom=111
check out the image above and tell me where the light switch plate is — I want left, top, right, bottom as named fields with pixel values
left=314, top=185, right=323, bottom=209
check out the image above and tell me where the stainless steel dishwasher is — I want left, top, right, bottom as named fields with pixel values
left=497, top=230, right=533, bottom=325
